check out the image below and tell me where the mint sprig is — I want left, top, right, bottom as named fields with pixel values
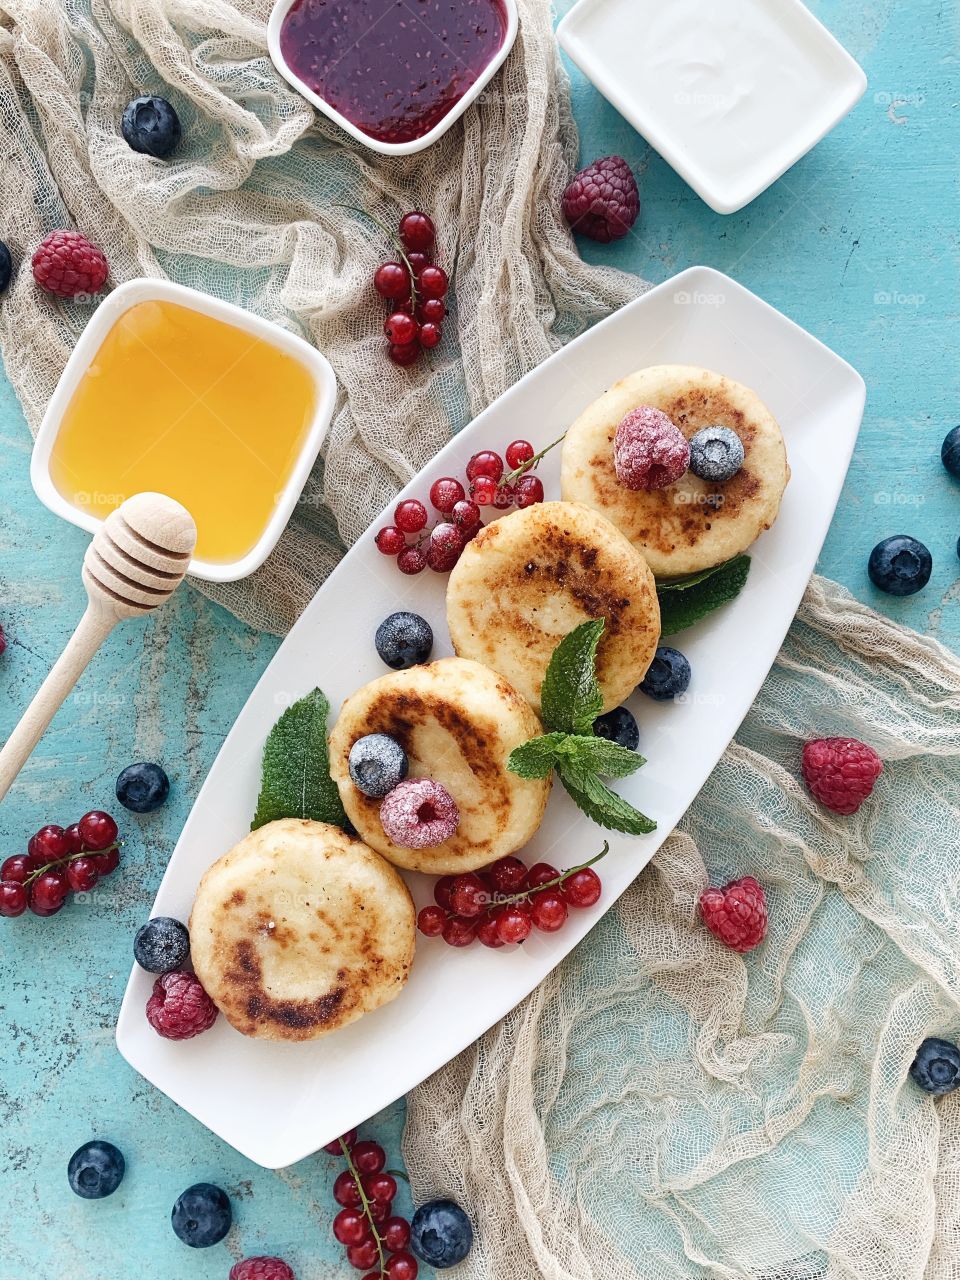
left=656, top=555, right=751, bottom=634
left=508, top=620, right=656, bottom=835
left=252, top=688, right=347, bottom=831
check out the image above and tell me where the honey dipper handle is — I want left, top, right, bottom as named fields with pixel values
left=0, top=604, right=117, bottom=805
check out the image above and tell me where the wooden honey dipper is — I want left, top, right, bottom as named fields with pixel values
left=0, top=493, right=197, bottom=804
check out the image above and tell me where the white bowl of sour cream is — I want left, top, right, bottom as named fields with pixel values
left=557, top=0, right=866, bottom=215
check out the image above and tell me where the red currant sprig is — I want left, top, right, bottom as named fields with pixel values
left=0, top=811, right=121, bottom=918
left=326, top=1131, right=417, bottom=1279
left=417, top=843, right=609, bottom=948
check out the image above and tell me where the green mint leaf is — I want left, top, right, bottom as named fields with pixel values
left=557, top=760, right=657, bottom=836
left=252, top=688, right=348, bottom=831
left=540, top=618, right=605, bottom=735
left=656, top=563, right=730, bottom=592
left=507, top=733, right=572, bottom=779
left=563, top=735, right=647, bottom=779
left=657, top=555, right=751, bottom=635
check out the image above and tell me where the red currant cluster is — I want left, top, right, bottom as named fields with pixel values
left=374, top=440, right=547, bottom=575
left=417, top=847, right=606, bottom=948
left=373, top=211, right=449, bottom=367
left=326, top=1130, right=418, bottom=1278
left=0, top=812, right=120, bottom=918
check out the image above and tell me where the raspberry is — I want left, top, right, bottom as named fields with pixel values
left=229, top=1259, right=296, bottom=1280
left=31, top=230, right=108, bottom=298
left=801, top=737, right=883, bottom=815
left=562, top=155, right=640, bottom=243
left=614, top=407, right=690, bottom=490
left=0, top=622, right=5, bottom=655
left=699, top=876, right=768, bottom=953
left=145, top=970, right=218, bottom=1040
left=380, top=779, right=459, bottom=849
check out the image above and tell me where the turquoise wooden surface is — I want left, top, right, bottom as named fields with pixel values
left=0, top=1, right=955, bottom=1275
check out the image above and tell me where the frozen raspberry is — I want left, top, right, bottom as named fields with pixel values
left=699, top=876, right=768, bottom=953
left=146, top=970, right=218, bottom=1040
left=562, top=155, right=640, bottom=243
left=801, top=737, right=883, bottom=815
left=31, top=230, right=108, bottom=298
left=380, top=779, right=459, bottom=849
left=614, top=407, right=690, bottom=490
left=229, top=1259, right=296, bottom=1280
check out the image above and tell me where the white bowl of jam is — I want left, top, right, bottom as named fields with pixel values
left=267, top=0, right=518, bottom=155
left=30, top=279, right=337, bottom=584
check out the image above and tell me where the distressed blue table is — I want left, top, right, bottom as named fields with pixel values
left=0, top=1, right=955, bottom=1275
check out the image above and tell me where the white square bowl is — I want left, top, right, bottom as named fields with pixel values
left=30, top=279, right=337, bottom=584
left=267, top=0, right=519, bottom=156
left=116, top=266, right=866, bottom=1168
left=558, top=0, right=867, bottom=214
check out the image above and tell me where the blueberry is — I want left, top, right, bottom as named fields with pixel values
left=171, top=1182, right=232, bottom=1248
left=67, top=1140, right=125, bottom=1199
left=867, top=535, right=932, bottom=596
left=910, top=1037, right=960, bottom=1096
left=638, top=646, right=691, bottom=701
left=688, top=425, right=744, bottom=482
left=348, top=733, right=408, bottom=798
left=941, top=426, right=960, bottom=480
left=0, top=241, right=12, bottom=294
left=410, top=1198, right=474, bottom=1269
left=592, top=706, right=639, bottom=751
left=375, top=611, right=433, bottom=669
left=134, top=916, right=190, bottom=973
left=116, top=761, right=170, bottom=812
left=121, top=95, right=181, bottom=159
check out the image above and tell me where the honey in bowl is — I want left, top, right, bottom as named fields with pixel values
left=48, top=300, right=318, bottom=565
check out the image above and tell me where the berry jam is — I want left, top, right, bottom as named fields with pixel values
left=279, top=0, right=508, bottom=144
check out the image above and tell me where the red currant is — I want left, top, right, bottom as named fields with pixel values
left=561, top=867, right=602, bottom=908
left=383, top=1216, right=411, bottom=1251
left=442, top=915, right=476, bottom=947
left=492, top=483, right=514, bottom=510
left=426, top=522, right=464, bottom=572
left=28, top=824, right=69, bottom=864
left=1, top=855, right=31, bottom=884
left=77, top=811, right=118, bottom=852
left=334, top=1170, right=363, bottom=1208
left=419, top=323, right=441, bottom=350
left=369, top=1197, right=392, bottom=1224
left=466, top=450, right=504, bottom=482
left=375, top=526, right=407, bottom=556
left=385, top=1252, right=418, bottom=1280
left=418, top=266, right=448, bottom=300
left=505, top=440, right=535, bottom=469
left=323, top=1129, right=358, bottom=1154
left=525, top=862, right=559, bottom=890
left=406, top=251, right=430, bottom=277
left=62, top=823, right=84, bottom=854
left=486, top=856, right=527, bottom=893
left=363, top=1172, right=397, bottom=1204
left=496, top=903, right=533, bottom=944
left=418, top=298, right=446, bottom=324
left=347, top=1239, right=380, bottom=1271
left=530, top=891, right=568, bottom=932
left=334, top=1208, right=369, bottom=1245
left=375, top=261, right=412, bottom=301
left=417, top=905, right=446, bottom=937
left=429, top=477, right=465, bottom=513
left=434, top=876, right=456, bottom=909
left=0, top=882, right=27, bottom=917
left=388, top=342, right=421, bottom=367
left=351, top=1141, right=386, bottom=1175
left=396, top=547, right=427, bottom=575
left=399, top=211, right=436, bottom=253
left=92, top=845, right=120, bottom=876
left=450, top=499, right=480, bottom=531
left=394, top=499, right=428, bottom=533
left=450, top=873, right=490, bottom=917
left=470, top=475, right=498, bottom=506
left=514, top=475, right=544, bottom=508
left=385, top=312, right=419, bottom=346
left=476, top=912, right=506, bottom=948
left=29, top=870, right=68, bottom=916
left=65, top=857, right=99, bottom=893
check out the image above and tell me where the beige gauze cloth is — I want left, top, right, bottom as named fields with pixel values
left=0, top=2, right=958, bottom=1277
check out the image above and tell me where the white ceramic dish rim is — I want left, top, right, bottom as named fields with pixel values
left=556, top=0, right=867, bottom=215
left=266, top=0, right=519, bottom=156
left=29, top=278, right=338, bottom=584
left=115, top=266, right=867, bottom=1167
